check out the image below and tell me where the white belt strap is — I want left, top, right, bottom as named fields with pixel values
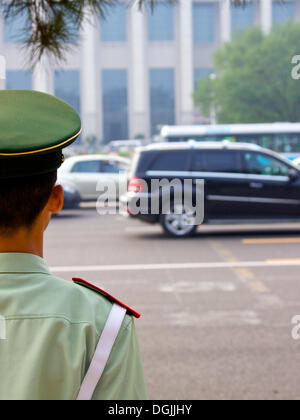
left=77, top=303, right=127, bottom=401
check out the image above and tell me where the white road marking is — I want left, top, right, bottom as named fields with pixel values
left=160, top=281, right=236, bottom=293
left=255, top=295, right=284, bottom=309
left=124, top=226, right=161, bottom=233
left=167, top=310, right=261, bottom=327
left=51, top=259, right=300, bottom=273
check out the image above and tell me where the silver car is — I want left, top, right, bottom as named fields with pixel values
left=58, top=155, right=130, bottom=201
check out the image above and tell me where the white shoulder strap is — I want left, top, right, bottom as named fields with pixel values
left=77, top=303, right=127, bottom=401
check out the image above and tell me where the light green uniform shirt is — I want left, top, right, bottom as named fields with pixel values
left=0, top=253, right=147, bottom=400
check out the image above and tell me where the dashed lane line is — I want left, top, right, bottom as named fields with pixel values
left=248, top=280, right=270, bottom=294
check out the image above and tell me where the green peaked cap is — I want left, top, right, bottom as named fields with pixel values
left=0, top=89, right=81, bottom=179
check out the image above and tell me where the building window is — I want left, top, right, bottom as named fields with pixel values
left=150, top=68, right=175, bottom=136
left=147, top=2, right=174, bottom=41
left=231, top=2, right=255, bottom=34
left=6, top=71, right=32, bottom=89
left=193, top=2, right=216, bottom=44
left=54, top=70, right=81, bottom=115
left=100, top=4, right=127, bottom=42
left=194, top=69, right=214, bottom=90
left=102, top=69, right=128, bottom=143
left=273, top=0, right=295, bottom=24
left=3, top=11, right=28, bottom=43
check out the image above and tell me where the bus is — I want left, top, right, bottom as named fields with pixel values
left=159, top=123, right=300, bottom=161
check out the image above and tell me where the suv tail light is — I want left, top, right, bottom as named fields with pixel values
left=128, top=176, right=145, bottom=193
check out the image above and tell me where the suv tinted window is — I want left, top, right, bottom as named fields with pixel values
left=193, top=150, right=240, bottom=173
left=242, top=152, right=289, bottom=176
left=134, top=151, right=154, bottom=174
left=72, top=161, right=100, bottom=173
left=150, top=150, right=189, bottom=171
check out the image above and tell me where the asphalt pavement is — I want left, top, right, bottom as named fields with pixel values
left=45, top=206, right=300, bottom=400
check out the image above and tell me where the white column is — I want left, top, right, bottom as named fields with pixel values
left=260, top=0, right=272, bottom=35
left=220, top=0, right=231, bottom=43
left=179, top=0, right=194, bottom=125
left=295, top=0, right=300, bottom=21
left=81, top=16, right=98, bottom=141
left=0, top=54, right=6, bottom=90
left=130, top=2, right=147, bottom=138
left=32, top=8, right=50, bottom=93
left=33, top=55, right=49, bottom=93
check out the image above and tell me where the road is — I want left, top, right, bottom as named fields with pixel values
left=45, top=206, right=300, bottom=400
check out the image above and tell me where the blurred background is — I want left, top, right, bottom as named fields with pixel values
left=2, top=0, right=300, bottom=400
left=1, top=0, right=299, bottom=151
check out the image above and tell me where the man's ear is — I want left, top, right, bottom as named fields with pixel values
left=47, top=185, right=64, bottom=214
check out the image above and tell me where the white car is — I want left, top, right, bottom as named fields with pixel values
left=58, top=155, right=130, bottom=201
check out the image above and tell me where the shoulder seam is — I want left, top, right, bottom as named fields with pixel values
left=3, top=312, right=133, bottom=335
left=3, top=314, right=100, bottom=326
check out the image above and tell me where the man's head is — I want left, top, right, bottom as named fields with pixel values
left=0, top=90, right=81, bottom=254
left=0, top=172, right=64, bottom=237
left=0, top=90, right=81, bottom=179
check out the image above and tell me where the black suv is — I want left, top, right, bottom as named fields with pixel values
left=122, top=142, right=300, bottom=237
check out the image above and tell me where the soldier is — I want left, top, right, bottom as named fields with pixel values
left=0, top=90, right=147, bottom=400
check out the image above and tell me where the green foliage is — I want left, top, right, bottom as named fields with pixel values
left=85, top=134, right=98, bottom=145
left=134, top=133, right=146, bottom=140
left=194, top=23, right=300, bottom=124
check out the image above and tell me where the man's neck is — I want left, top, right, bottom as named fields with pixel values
left=0, top=228, right=43, bottom=258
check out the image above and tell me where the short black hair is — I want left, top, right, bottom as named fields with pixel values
left=0, top=171, right=57, bottom=235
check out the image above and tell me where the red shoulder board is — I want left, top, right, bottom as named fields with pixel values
left=72, top=278, right=141, bottom=319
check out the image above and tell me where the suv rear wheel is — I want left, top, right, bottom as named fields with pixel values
left=160, top=204, right=197, bottom=238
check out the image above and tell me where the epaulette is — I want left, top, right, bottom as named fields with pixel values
left=72, top=278, right=141, bottom=319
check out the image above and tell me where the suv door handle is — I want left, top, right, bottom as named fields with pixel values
left=250, top=182, right=264, bottom=189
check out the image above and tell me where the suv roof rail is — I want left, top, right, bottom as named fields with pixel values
left=221, top=140, right=231, bottom=149
left=142, top=141, right=264, bottom=152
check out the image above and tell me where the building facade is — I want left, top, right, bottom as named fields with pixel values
left=0, top=0, right=299, bottom=144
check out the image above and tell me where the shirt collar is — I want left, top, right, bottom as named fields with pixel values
left=0, top=253, right=51, bottom=275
